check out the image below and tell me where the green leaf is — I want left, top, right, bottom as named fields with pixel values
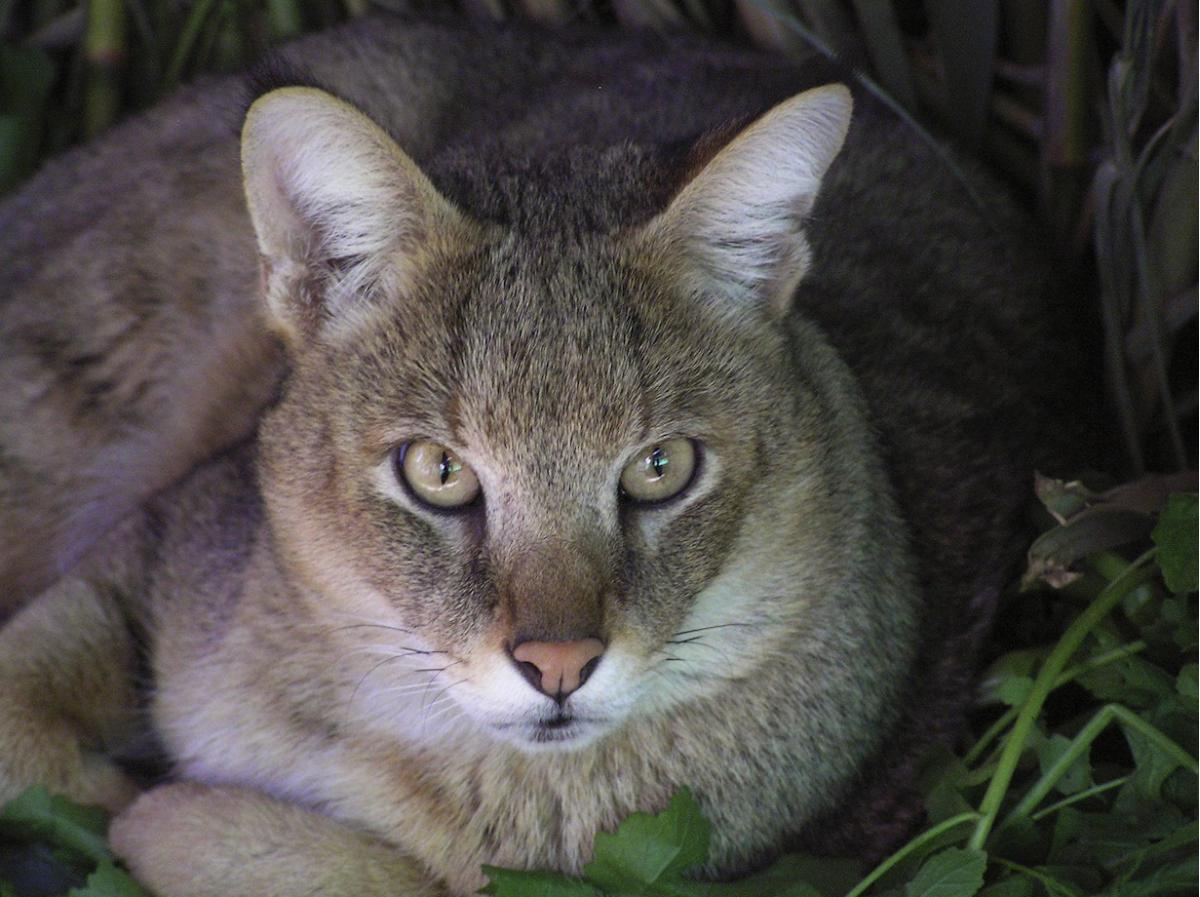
left=719, top=854, right=858, bottom=897
left=1176, top=664, right=1197, bottom=702
left=1152, top=494, right=1198, bottom=593
left=1036, top=734, right=1093, bottom=796
left=978, top=878, right=1032, bottom=897
left=905, top=847, right=986, bottom=897
left=479, top=866, right=603, bottom=897
left=0, top=786, right=112, bottom=865
left=1111, top=854, right=1199, bottom=897
left=67, top=861, right=153, bottom=897
left=1120, top=725, right=1184, bottom=805
left=995, top=676, right=1034, bottom=708
left=583, top=789, right=710, bottom=893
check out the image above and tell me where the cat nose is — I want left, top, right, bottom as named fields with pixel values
left=510, top=638, right=605, bottom=701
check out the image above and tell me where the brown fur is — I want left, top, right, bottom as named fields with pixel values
left=0, top=12, right=1079, bottom=896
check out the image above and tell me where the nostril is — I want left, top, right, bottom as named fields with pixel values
left=513, top=658, right=543, bottom=692
left=578, top=654, right=601, bottom=688
left=510, top=638, right=605, bottom=699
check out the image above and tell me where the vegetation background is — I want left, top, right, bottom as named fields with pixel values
left=0, top=1, right=1195, bottom=896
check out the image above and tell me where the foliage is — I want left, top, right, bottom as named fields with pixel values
left=1, top=489, right=1193, bottom=896
left=1, top=1, right=1195, bottom=475
left=0, top=1, right=1194, bottom=896
left=473, top=485, right=1198, bottom=896
left=0, top=787, right=148, bottom=896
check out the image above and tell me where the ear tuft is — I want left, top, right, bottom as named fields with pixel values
left=638, top=84, right=853, bottom=318
left=241, top=87, right=462, bottom=344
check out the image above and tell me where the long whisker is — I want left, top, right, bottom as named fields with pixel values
left=670, top=622, right=754, bottom=638
left=350, top=651, right=432, bottom=704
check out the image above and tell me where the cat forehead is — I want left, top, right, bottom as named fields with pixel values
left=335, top=239, right=668, bottom=445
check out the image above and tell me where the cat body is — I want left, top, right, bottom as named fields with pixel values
left=0, top=12, right=1070, bottom=896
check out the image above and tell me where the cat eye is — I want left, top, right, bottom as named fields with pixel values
left=619, top=438, right=697, bottom=504
left=397, top=441, right=481, bottom=509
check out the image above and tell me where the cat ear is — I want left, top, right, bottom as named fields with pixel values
left=241, top=87, right=465, bottom=344
left=637, top=84, right=852, bottom=318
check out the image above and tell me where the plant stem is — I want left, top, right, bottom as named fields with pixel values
left=844, top=812, right=980, bottom=897
left=967, top=550, right=1157, bottom=849
left=83, top=0, right=125, bottom=138
left=163, top=0, right=221, bottom=91
left=963, top=639, right=1148, bottom=768
left=1001, top=702, right=1196, bottom=829
left=1029, top=775, right=1130, bottom=820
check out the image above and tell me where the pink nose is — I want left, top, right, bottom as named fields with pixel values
left=511, top=638, right=605, bottom=700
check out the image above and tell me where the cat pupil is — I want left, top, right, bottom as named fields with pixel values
left=439, top=452, right=454, bottom=485
left=649, top=447, right=667, bottom=479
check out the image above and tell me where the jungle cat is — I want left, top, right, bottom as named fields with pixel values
left=0, top=11, right=1074, bottom=897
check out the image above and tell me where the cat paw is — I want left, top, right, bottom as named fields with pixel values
left=109, top=782, right=220, bottom=896
left=0, top=740, right=140, bottom=816
left=112, top=782, right=445, bottom=897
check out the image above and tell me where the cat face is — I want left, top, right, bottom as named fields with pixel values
left=244, top=84, right=852, bottom=750
left=259, top=231, right=831, bottom=749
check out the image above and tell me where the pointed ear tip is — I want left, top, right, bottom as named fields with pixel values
left=244, top=85, right=339, bottom=128
left=799, top=83, right=854, bottom=120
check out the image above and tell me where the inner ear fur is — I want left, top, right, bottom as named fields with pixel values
left=241, top=86, right=467, bottom=345
left=634, top=83, right=853, bottom=319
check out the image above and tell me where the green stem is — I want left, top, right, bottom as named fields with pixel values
left=844, top=812, right=979, bottom=897
left=83, top=0, right=126, bottom=138
left=1002, top=701, right=1197, bottom=830
left=992, top=857, right=1081, bottom=896
left=162, top=0, right=221, bottom=91
left=967, top=550, right=1157, bottom=850
left=1030, top=776, right=1129, bottom=821
left=963, top=707, right=1018, bottom=768
left=963, top=640, right=1147, bottom=768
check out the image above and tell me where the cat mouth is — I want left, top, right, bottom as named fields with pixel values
left=494, top=713, right=608, bottom=747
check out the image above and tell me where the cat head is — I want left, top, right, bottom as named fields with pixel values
left=241, top=84, right=856, bottom=751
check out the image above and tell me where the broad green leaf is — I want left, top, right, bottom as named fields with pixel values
left=995, top=676, right=1033, bottom=708
left=584, top=789, right=710, bottom=893
left=1176, top=664, right=1198, bottom=702
left=1035, top=864, right=1102, bottom=895
left=66, top=861, right=152, bottom=897
left=1152, top=494, right=1198, bottom=594
left=661, top=873, right=820, bottom=897
left=1110, top=854, right=1199, bottom=897
left=1036, top=734, right=1093, bottom=796
left=978, top=878, right=1032, bottom=897
left=1075, top=655, right=1173, bottom=708
left=0, top=786, right=112, bottom=865
left=905, top=847, right=986, bottom=897
left=725, top=854, right=859, bottom=897
left=1120, top=725, right=1184, bottom=804
left=479, top=866, right=602, bottom=897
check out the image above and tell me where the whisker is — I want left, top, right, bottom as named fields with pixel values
left=332, top=622, right=418, bottom=636
left=350, top=653, right=424, bottom=705
left=671, top=622, right=754, bottom=638
left=421, top=677, right=469, bottom=727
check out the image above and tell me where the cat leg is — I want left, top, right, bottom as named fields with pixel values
left=0, top=574, right=143, bottom=813
left=111, top=782, right=446, bottom=897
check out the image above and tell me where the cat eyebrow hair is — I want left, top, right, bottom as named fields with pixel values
left=619, top=302, right=652, bottom=439
left=443, top=392, right=464, bottom=445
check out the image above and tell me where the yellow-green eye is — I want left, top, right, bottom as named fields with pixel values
left=399, top=441, right=481, bottom=509
left=619, top=438, right=697, bottom=503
